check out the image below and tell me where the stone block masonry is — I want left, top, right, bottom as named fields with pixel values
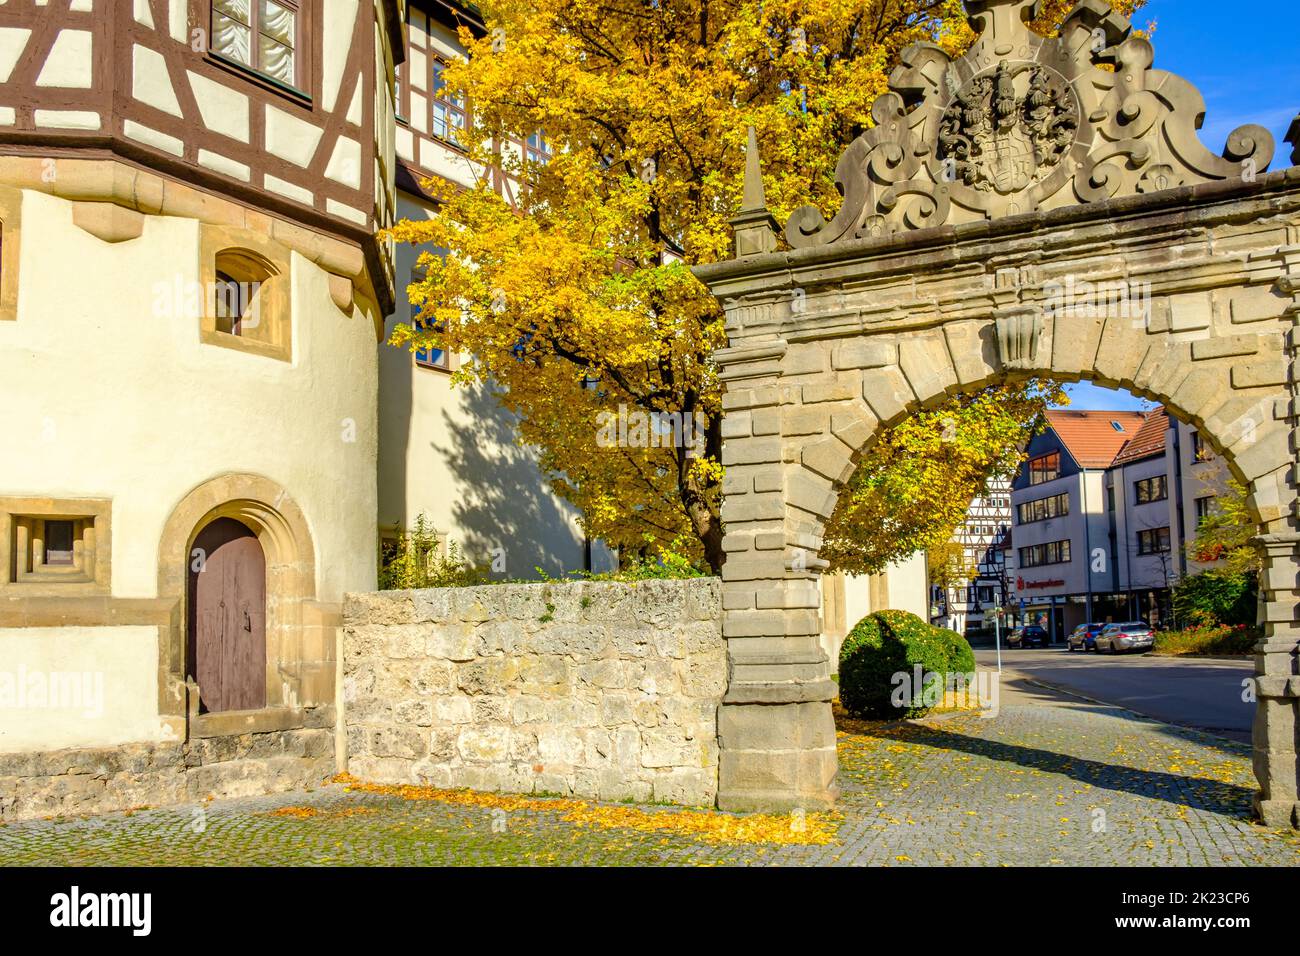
left=343, top=579, right=726, bottom=806
left=0, top=717, right=336, bottom=822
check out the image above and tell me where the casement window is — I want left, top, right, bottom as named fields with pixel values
left=1134, top=475, right=1168, bottom=504
left=1017, top=492, right=1070, bottom=525
left=1195, top=495, right=1216, bottom=523
left=1191, top=430, right=1215, bottom=462
left=524, top=130, right=552, bottom=166
left=211, top=0, right=299, bottom=89
left=1137, top=527, right=1172, bottom=555
left=1027, top=452, right=1060, bottom=486
left=431, top=58, right=468, bottom=147
left=394, top=62, right=405, bottom=122
left=1019, top=540, right=1071, bottom=568
left=414, top=317, right=449, bottom=371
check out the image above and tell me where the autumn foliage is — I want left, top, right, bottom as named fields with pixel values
left=391, top=0, right=1142, bottom=573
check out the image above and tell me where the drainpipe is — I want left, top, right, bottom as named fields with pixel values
left=1081, top=469, right=1094, bottom=624
left=1170, top=423, right=1187, bottom=629
left=1171, top=423, right=1188, bottom=579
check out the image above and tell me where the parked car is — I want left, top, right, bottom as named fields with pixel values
left=1007, top=625, right=1049, bottom=648
left=1096, top=622, right=1156, bottom=654
left=1067, top=623, right=1105, bottom=652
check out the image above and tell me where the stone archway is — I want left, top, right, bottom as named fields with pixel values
left=694, top=0, right=1300, bottom=826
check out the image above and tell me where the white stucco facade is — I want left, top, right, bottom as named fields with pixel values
left=0, top=186, right=380, bottom=752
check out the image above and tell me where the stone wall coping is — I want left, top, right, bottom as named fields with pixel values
left=343, top=577, right=723, bottom=624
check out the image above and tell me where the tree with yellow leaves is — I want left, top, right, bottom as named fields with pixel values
left=391, top=0, right=1142, bottom=574
left=826, top=381, right=1065, bottom=574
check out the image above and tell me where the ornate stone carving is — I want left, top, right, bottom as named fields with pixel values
left=786, top=0, right=1277, bottom=249
left=938, top=61, right=1078, bottom=194
left=994, top=307, right=1041, bottom=370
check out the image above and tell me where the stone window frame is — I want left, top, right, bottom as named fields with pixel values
left=199, top=223, right=293, bottom=362
left=0, top=183, right=21, bottom=322
left=0, top=497, right=112, bottom=596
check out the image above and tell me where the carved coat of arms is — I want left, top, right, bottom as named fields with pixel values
left=938, top=61, right=1078, bottom=195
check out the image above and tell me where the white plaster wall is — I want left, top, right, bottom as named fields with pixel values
left=838, top=557, right=929, bottom=631
left=378, top=192, right=604, bottom=578
left=821, top=553, right=930, bottom=670
left=0, top=188, right=379, bottom=606
left=885, top=552, right=929, bottom=620
left=0, top=627, right=162, bottom=752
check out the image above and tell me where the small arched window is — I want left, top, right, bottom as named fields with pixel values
left=213, top=249, right=276, bottom=337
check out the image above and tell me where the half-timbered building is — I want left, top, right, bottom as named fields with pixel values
left=0, top=0, right=407, bottom=815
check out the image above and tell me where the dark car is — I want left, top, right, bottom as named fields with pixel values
left=1066, top=623, right=1105, bottom=653
left=1007, top=625, right=1049, bottom=648
left=1096, top=621, right=1156, bottom=654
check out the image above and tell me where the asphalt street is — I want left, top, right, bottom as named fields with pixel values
left=975, top=647, right=1256, bottom=743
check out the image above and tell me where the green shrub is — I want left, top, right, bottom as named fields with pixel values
left=838, top=610, right=954, bottom=720
left=538, top=537, right=709, bottom=583
left=934, top=625, right=976, bottom=675
left=1153, top=624, right=1258, bottom=657
left=378, top=515, right=488, bottom=589
left=1172, top=569, right=1257, bottom=628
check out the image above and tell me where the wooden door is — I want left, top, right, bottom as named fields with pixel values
left=187, top=517, right=266, bottom=713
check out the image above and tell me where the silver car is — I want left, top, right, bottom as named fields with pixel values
left=1096, top=621, right=1156, bottom=654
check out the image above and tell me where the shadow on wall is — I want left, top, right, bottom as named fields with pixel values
left=435, top=380, right=591, bottom=579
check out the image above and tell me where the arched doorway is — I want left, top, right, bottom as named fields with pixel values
left=187, top=517, right=267, bottom=713
left=155, top=473, right=323, bottom=733
left=694, top=2, right=1300, bottom=826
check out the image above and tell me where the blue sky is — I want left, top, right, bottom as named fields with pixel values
left=1056, top=0, right=1299, bottom=413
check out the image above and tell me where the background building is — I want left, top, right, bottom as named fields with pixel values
left=380, top=0, right=613, bottom=578
left=933, top=478, right=1012, bottom=637
left=1008, top=408, right=1230, bottom=641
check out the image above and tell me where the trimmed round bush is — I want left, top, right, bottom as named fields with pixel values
left=838, top=610, right=951, bottom=720
left=934, top=625, right=976, bottom=675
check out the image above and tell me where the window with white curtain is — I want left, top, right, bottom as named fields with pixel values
left=431, top=58, right=468, bottom=146
left=212, top=0, right=299, bottom=88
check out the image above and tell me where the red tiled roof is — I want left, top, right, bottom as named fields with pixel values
left=1112, top=408, right=1169, bottom=466
left=1044, top=409, right=1152, bottom=468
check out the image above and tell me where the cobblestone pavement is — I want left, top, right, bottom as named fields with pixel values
left=3, top=683, right=1298, bottom=866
